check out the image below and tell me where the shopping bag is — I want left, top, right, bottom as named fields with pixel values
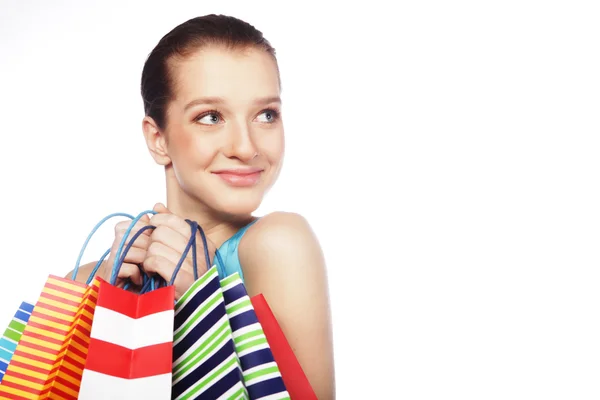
left=172, top=265, right=246, bottom=400
left=220, top=273, right=289, bottom=399
left=0, top=301, right=35, bottom=384
left=251, top=295, right=317, bottom=400
left=77, top=279, right=175, bottom=399
left=77, top=211, right=192, bottom=399
left=77, top=219, right=175, bottom=399
left=0, top=275, right=89, bottom=399
left=38, top=277, right=101, bottom=399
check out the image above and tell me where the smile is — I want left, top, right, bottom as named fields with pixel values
left=211, top=168, right=264, bottom=187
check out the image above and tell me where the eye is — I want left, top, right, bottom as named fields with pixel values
left=195, top=112, right=223, bottom=125
left=255, top=109, right=279, bottom=123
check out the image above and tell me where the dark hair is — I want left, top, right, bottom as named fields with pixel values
left=141, top=14, right=277, bottom=130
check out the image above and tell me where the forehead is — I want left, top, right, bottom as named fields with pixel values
left=169, top=46, right=280, bottom=106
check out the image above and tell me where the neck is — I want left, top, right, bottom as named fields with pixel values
left=164, top=168, right=254, bottom=248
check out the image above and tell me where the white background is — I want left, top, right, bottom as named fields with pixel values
left=1, top=1, right=599, bottom=398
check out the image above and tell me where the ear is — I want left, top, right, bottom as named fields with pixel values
left=142, top=116, right=171, bottom=166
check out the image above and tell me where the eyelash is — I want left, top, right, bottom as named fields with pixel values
left=194, top=108, right=281, bottom=124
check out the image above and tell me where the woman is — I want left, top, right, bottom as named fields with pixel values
left=68, top=14, right=335, bottom=399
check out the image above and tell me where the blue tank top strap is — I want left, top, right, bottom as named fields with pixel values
left=214, top=219, right=259, bottom=282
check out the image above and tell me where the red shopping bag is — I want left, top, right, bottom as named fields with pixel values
left=77, top=279, right=175, bottom=399
left=250, top=294, right=317, bottom=400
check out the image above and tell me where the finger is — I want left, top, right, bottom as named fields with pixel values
left=116, top=262, right=143, bottom=286
left=114, top=219, right=153, bottom=235
left=143, top=253, right=194, bottom=291
left=108, top=243, right=149, bottom=275
left=112, top=235, right=151, bottom=255
left=143, top=254, right=175, bottom=281
left=150, top=223, right=213, bottom=272
left=150, top=226, right=191, bottom=255
left=114, top=247, right=147, bottom=266
left=153, top=203, right=171, bottom=214
left=150, top=214, right=192, bottom=237
left=115, top=219, right=152, bottom=238
left=146, top=241, right=189, bottom=268
left=104, top=263, right=138, bottom=287
left=113, top=223, right=152, bottom=252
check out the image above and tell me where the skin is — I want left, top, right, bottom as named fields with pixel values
left=67, top=45, right=335, bottom=399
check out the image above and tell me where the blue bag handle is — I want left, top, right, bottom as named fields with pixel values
left=72, top=212, right=135, bottom=282
left=194, top=220, right=213, bottom=278
left=183, top=219, right=213, bottom=283
left=86, top=248, right=111, bottom=285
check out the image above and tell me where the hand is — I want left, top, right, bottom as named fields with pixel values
left=144, top=203, right=214, bottom=299
left=97, top=214, right=153, bottom=290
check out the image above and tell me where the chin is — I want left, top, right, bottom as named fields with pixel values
left=211, top=193, right=264, bottom=217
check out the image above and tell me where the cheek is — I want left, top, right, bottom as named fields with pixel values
left=169, top=129, right=217, bottom=170
left=257, top=131, right=285, bottom=164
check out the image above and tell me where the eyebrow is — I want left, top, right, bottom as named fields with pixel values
left=184, top=96, right=281, bottom=111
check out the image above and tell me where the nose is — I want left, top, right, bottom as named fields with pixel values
left=224, top=121, right=258, bottom=162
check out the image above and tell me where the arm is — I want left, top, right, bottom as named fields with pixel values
left=239, top=212, right=335, bottom=400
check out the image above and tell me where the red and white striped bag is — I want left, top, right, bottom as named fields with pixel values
left=78, top=279, right=175, bottom=399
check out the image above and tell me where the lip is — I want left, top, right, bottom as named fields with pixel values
left=212, top=167, right=264, bottom=187
left=212, top=167, right=264, bottom=175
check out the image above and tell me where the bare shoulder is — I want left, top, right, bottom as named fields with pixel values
left=248, top=210, right=314, bottom=235
left=240, top=211, right=322, bottom=262
left=238, top=212, right=335, bottom=398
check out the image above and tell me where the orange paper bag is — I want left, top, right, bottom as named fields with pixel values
left=0, top=275, right=91, bottom=399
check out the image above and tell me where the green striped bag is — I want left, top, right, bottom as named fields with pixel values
left=172, top=266, right=248, bottom=400
left=171, top=266, right=290, bottom=399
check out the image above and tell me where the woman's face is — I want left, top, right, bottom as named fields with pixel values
left=150, top=45, right=284, bottom=217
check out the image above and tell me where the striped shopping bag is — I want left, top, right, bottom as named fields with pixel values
left=221, top=274, right=289, bottom=399
left=172, top=266, right=246, bottom=400
left=78, top=279, right=175, bottom=399
left=38, top=277, right=101, bottom=399
left=0, top=301, right=34, bottom=384
left=0, top=275, right=88, bottom=399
